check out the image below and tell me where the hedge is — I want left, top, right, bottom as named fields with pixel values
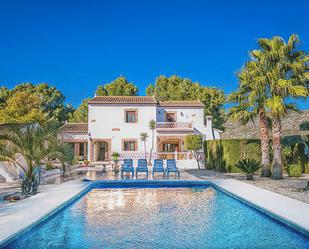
left=204, top=139, right=261, bottom=173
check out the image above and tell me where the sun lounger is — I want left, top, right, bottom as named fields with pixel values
left=166, top=159, right=180, bottom=178
left=121, top=159, right=134, bottom=177
left=152, top=159, right=165, bottom=177
left=136, top=159, right=148, bottom=178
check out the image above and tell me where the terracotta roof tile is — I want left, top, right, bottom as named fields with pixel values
left=159, top=101, right=204, bottom=107
left=89, top=96, right=157, bottom=104
left=59, top=123, right=88, bottom=133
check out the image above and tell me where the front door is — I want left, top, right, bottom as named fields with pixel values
left=162, top=142, right=179, bottom=152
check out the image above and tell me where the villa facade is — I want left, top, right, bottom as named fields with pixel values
left=59, top=96, right=222, bottom=162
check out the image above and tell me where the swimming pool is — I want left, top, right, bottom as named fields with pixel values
left=3, top=182, right=309, bottom=248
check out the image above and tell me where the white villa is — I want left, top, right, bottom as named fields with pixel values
left=59, top=96, right=222, bottom=162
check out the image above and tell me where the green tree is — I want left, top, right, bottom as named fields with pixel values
left=96, top=76, right=138, bottom=96
left=68, top=98, right=90, bottom=123
left=0, top=87, right=10, bottom=108
left=0, top=92, right=46, bottom=124
left=0, top=122, right=74, bottom=195
left=140, top=132, right=149, bottom=161
left=11, top=83, right=72, bottom=122
left=185, top=135, right=203, bottom=169
left=255, top=34, right=308, bottom=179
left=148, top=120, right=156, bottom=164
left=228, top=60, right=271, bottom=177
left=146, top=75, right=225, bottom=129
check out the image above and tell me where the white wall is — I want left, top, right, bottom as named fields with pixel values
left=89, top=104, right=157, bottom=155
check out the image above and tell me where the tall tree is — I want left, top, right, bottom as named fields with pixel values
left=0, top=83, right=72, bottom=122
left=0, top=92, right=46, bottom=124
left=232, top=34, right=308, bottom=179
left=96, top=76, right=138, bottom=96
left=257, top=34, right=308, bottom=179
left=146, top=75, right=225, bottom=130
left=68, top=98, right=90, bottom=123
left=228, top=61, right=271, bottom=177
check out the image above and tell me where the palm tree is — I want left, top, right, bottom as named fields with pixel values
left=140, top=132, right=149, bottom=161
left=0, top=122, right=74, bottom=195
left=256, top=34, right=308, bottom=179
left=228, top=62, right=271, bottom=177
left=148, top=120, right=156, bottom=165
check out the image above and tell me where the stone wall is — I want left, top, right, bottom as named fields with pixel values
left=221, top=110, right=309, bottom=139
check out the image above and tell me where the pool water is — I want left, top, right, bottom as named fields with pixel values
left=5, top=187, right=309, bottom=248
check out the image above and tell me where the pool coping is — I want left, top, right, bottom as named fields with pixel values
left=0, top=178, right=309, bottom=247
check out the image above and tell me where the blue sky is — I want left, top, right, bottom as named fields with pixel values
left=0, top=0, right=308, bottom=108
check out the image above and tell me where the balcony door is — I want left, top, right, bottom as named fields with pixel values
left=165, top=112, right=177, bottom=124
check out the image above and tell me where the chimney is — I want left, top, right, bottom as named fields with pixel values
left=205, top=115, right=213, bottom=130
left=205, top=115, right=214, bottom=140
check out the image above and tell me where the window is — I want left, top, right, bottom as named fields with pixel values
left=165, top=112, right=176, bottom=122
left=125, top=110, right=137, bottom=123
left=123, top=140, right=137, bottom=151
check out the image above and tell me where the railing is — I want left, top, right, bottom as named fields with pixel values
left=156, top=122, right=192, bottom=129
left=117, top=151, right=204, bottom=161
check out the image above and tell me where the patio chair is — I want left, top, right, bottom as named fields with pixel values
left=121, top=159, right=134, bottom=177
left=166, top=159, right=180, bottom=178
left=136, top=159, right=148, bottom=178
left=152, top=159, right=165, bottom=177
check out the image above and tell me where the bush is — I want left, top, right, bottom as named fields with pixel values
left=204, top=139, right=261, bottom=173
left=288, top=164, right=302, bottom=177
left=235, top=159, right=261, bottom=180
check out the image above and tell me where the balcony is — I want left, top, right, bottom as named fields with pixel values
left=156, top=122, right=193, bottom=132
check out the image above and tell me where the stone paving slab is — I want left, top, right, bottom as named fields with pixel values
left=209, top=179, right=309, bottom=237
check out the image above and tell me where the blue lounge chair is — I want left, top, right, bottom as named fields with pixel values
left=152, top=159, right=165, bottom=177
left=136, top=159, right=148, bottom=178
left=121, top=159, right=134, bottom=177
left=166, top=159, right=180, bottom=178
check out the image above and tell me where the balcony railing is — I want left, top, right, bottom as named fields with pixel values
left=156, top=122, right=192, bottom=129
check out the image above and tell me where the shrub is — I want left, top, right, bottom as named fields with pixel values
left=235, top=159, right=261, bottom=180
left=204, top=139, right=261, bottom=173
left=111, top=152, right=120, bottom=161
left=287, top=164, right=302, bottom=177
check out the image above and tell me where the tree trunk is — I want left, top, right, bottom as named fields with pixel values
left=144, top=142, right=147, bottom=162
left=271, top=117, right=283, bottom=180
left=259, top=109, right=271, bottom=177
left=149, top=131, right=154, bottom=165
left=194, top=151, right=201, bottom=169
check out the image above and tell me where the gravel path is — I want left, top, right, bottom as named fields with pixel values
left=186, top=169, right=309, bottom=204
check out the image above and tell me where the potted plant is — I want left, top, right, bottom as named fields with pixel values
left=111, top=152, right=120, bottom=173
left=83, top=159, right=90, bottom=167
left=235, top=159, right=261, bottom=180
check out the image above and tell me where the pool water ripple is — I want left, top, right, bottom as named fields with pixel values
left=4, top=187, right=309, bottom=248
